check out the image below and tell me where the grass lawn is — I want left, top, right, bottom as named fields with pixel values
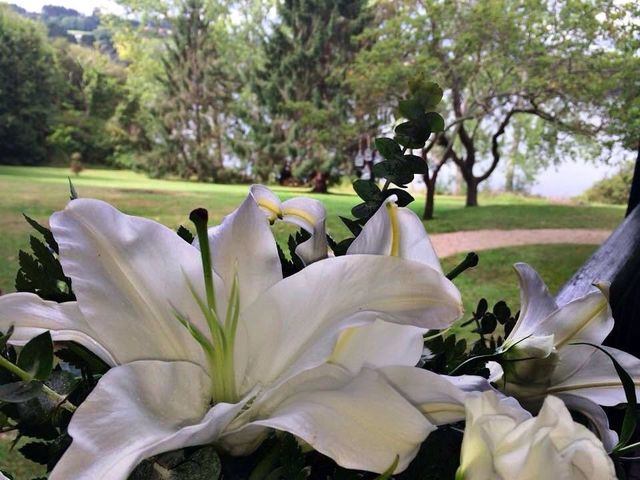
left=441, top=244, right=598, bottom=318
left=0, top=165, right=624, bottom=293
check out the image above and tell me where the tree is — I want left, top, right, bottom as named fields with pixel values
left=152, top=0, right=234, bottom=180
left=0, top=6, right=59, bottom=164
left=253, top=0, right=370, bottom=192
left=351, top=0, right=635, bottom=214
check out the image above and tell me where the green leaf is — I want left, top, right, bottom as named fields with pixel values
left=375, top=137, right=402, bottom=160
left=23, top=215, right=58, bottom=253
left=30, top=236, right=66, bottom=282
left=17, top=332, right=53, bottom=381
left=384, top=188, right=414, bottom=207
left=493, top=301, right=511, bottom=325
left=19, top=441, right=50, bottom=465
left=56, top=343, right=110, bottom=375
left=394, top=121, right=431, bottom=149
left=176, top=225, right=195, bottom=244
left=410, top=81, right=443, bottom=110
left=399, top=98, right=424, bottom=121
left=353, top=179, right=381, bottom=202
left=425, top=112, right=445, bottom=132
left=403, top=154, right=428, bottom=174
left=0, top=381, right=43, bottom=402
left=372, top=161, right=415, bottom=187
left=352, top=201, right=381, bottom=219
left=68, top=178, right=78, bottom=200
left=339, top=216, right=363, bottom=236
left=0, top=326, right=14, bottom=350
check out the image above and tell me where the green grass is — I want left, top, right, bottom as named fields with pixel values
left=442, top=244, right=598, bottom=318
left=0, top=433, right=47, bottom=478
left=0, top=165, right=623, bottom=293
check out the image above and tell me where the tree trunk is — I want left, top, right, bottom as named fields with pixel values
left=310, top=171, right=329, bottom=193
left=505, top=159, right=515, bottom=192
left=423, top=175, right=437, bottom=220
left=466, top=177, right=479, bottom=207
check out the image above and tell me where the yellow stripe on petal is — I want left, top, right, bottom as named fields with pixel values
left=256, top=199, right=282, bottom=223
left=386, top=202, right=400, bottom=257
left=282, top=207, right=316, bottom=227
left=327, top=326, right=358, bottom=364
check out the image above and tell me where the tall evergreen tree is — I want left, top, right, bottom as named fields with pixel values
left=154, top=0, right=233, bottom=180
left=254, top=0, right=369, bottom=192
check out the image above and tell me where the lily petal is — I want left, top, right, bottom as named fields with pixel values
left=242, top=254, right=462, bottom=388
left=557, top=393, right=619, bottom=452
left=281, top=196, right=328, bottom=265
left=378, top=366, right=475, bottom=425
left=224, top=363, right=433, bottom=474
left=0, top=293, right=116, bottom=366
left=50, top=199, right=209, bottom=366
left=206, top=187, right=282, bottom=306
left=51, top=361, right=245, bottom=480
left=510, top=263, right=558, bottom=338
left=328, top=319, right=425, bottom=374
left=347, top=197, right=442, bottom=272
left=542, top=286, right=613, bottom=349
left=549, top=345, right=640, bottom=406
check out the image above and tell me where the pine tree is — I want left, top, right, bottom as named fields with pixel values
left=154, top=0, right=233, bottom=180
left=253, top=0, right=369, bottom=192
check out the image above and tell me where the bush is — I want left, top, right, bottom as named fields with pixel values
left=585, top=161, right=634, bottom=205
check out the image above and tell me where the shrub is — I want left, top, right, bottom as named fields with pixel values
left=585, top=161, right=634, bottom=205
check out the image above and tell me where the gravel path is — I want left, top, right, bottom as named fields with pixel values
left=430, top=228, right=612, bottom=258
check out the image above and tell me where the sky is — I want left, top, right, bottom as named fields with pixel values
left=10, top=0, right=124, bottom=15
left=7, top=0, right=635, bottom=198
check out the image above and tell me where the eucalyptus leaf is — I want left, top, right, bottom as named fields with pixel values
left=0, top=381, right=43, bottom=403
left=398, top=98, right=424, bottom=121
left=18, top=331, right=53, bottom=381
left=424, top=112, right=445, bottom=132
left=352, top=179, right=381, bottom=202
left=374, top=137, right=402, bottom=160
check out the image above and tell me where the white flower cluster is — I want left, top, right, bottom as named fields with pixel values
left=0, top=185, right=634, bottom=479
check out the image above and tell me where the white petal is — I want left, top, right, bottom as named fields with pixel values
left=50, top=199, right=209, bottom=366
left=224, top=363, right=433, bottom=474
left=281, top=197, right=328, bottom=265
left=327, top=319, right=425, bottom=374
left=0, top=293, right=116, bottom=366
left=542, top=287, right=613, bottom=349
left=241, top=254, right=462, bottom=388
left=50, top=361, right=245, bottom=480
left=347, top=198, right=442, bottom=272
left=249, top=184, right=282, bottom=222
left=549, top=345, right=640, bottom=406
left=206, top=187, right=282, bottom=307
left=557, top=393, right=619, bottom=452
left=378, top=366, right=473, bottom=425
left=509, top=263, right=558, bottom=339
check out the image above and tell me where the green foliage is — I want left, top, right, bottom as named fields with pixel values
left=585, top=162, right=634, bottom=205
left=250, top=0, right=371, bottom=192
left=0, top=6, right=59, bottom=165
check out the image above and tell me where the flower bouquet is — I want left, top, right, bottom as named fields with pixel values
left=0, top=80, right=637, bottom=480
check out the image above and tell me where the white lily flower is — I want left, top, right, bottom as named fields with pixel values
left=456, top=391, right=616, bottom=480
left=347, top=195, right=442, bottom=272
left=493, top=263, right=640, bottom=450
left=0, top=187, right=465, bottom=478
left=247, top=184, right=328, bottom=265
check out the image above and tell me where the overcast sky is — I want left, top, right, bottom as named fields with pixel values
left=10, top=0, right=124, bottom=15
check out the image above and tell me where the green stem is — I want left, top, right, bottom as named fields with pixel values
left=614, top=441, right=640, bottom=455
left=0, top=355, right=76, bottom=413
